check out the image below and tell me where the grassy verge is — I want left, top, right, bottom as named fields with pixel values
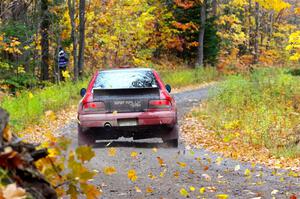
left=194, top=68, right=300, bottom=158
left=160, top=67, right=220, bottom=88
left=0, top=80, right=88, bottom=132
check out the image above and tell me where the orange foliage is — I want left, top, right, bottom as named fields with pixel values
left=174, top=0, right=195, bottom=9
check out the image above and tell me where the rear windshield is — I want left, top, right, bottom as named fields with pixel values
left=93, top=70, right=159, bottom=89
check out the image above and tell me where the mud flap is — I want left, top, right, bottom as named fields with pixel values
left=78, top=125, right=96, bottom=146
left=161, top=125, right=179, bottom=141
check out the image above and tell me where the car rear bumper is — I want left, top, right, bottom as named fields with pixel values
left=78, top=111, right=177, bottom=128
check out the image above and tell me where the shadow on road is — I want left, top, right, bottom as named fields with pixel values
left=93, top=141, right=174, bottom=148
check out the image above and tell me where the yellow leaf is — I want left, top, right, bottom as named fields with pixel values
left=173, top=171, right=180, bottom=178
left=199, top=187, right=206, bottom=194
left=128, top=169, right=138, bottom=182
left=157, top=157, right=165, bottom=167
left=62, top=70, right=70, bottom=79
left=177, top=161, right=187, bottom=168
left=76, top=145, right=95, bottom=162
left=108, top=148, right=116, bottom=156
left=188, top=169, right=195, bottom=174
left=103, top=167, right=116, bottom=175
left=179, top=188, right=189, bottom=197
left=216, top=157, right=223, bottom=165
left=244, top=168, right=251, bottom=176
left=45, top=110, right=56, bottom=121
left=28, top=92, right=34, bottom=99
left=189, top=186, right=195, bottom=191
left=135, top=186, right=141, bottom=193
left=234, top=165, right=240, bottom=171
left=131, top=151, right=138, bottom=158
left=159, top=168, right=167, bottom=178
left=148, top=172, right=157, bottom=180
left=146, top=186, right=153, bottom=193
left=152, top=147, right=158, bottom=153
left=216, top=194, right=229, bottom=199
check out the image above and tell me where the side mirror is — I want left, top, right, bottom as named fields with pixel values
left=80, top=88, right=86, bottom=97
left=165, top=84, right=171, bottom=93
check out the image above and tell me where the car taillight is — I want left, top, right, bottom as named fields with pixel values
left=148, top=100, right=171, bottom=110
left=83, top=102, right=105, bottom=113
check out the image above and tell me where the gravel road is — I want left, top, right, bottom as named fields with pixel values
left=61, top=86, right=300, bottom=199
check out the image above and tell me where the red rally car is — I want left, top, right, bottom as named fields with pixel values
left=77, top=68, right=178, bottom=147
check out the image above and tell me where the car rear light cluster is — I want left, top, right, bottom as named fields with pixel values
left=83, top=102, right=105, bottom=113
left=148, top=99, right=172, bottom=111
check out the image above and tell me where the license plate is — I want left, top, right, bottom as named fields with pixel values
left=118, top=119, right=138, bottom=127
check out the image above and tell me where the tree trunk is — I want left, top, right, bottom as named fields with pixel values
left=212, top=0, right=217, bottom=17
left=253, top=2, right=260, bottom=64
left=248, top=0, right=252, bottom=54
left=40, top=0, right=50, bottom=81
left=78, top=0, right=85, bottom=78
left=195, top=0, right=206, bottom=68
left=68, top=0, right=78, bottom=81
left=266, top=11, right=274, bottom=50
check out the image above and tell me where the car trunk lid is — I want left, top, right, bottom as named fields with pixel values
left=93, top=88, right=160, bottom=113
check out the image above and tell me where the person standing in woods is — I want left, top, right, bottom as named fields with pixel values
left=58, top=47, right=69, bottom=81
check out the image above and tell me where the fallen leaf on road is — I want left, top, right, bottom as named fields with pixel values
left=244, top=168, right=251, bottom=176
left=103, top=167, right=116, bottom=175
left=146, top=187, right=153, bottom=193
left=180, top=188, right=189, bottom=197
left=189, top=186, right=195, bottom=191
left=188, top=169, right=195, bottom=174
left=177, top=162, right=187, bottom=168
left=290, top=194, right=297, bottom=199
left=216, top=157, right=223, bottom=165
left=148, top=172, right=156, bottom=180
left=234, top=165, right=240, bottom=171
left=108, top=148, right=116, bottom=157
left=152, top=148, right=158, bottom=153
left=173, top=171, right=180, bottom=178
left=157, top=157, right=166, bottom=167
left=199, top=187, right=205, bottom=194
left=201, top=173, right=211, bottom=181
left=216, top=194, right=229, bottom=199
left=271, top=190, right=279, bottom=195
left=131, top=151, right=138, bottom=158
left=128, top=169, right=138, bottom=182
left=135, top=186, right=141, bottom=193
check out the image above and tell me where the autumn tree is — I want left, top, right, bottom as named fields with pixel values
left=40, top=0, right=50, bottom=80
left=78, top=0, right=85, bottom=77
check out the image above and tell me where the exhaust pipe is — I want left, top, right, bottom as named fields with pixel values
left=104, top=122, right=112, bottom=130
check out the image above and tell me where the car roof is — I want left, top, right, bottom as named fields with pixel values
left=99, top=68, right=153, bottom=73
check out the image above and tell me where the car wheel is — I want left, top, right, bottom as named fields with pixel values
left=164, top=138, right=179, bottom=148
left=78, top=125, right=95, bottom=146
left=163, top=125, right=179, bottom=148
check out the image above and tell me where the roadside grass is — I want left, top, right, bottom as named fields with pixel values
left=0, top=79, right=88, bottom=132
left=160, top=67, right=220, bottom=88
left=193, top=68, right=300, bottom=158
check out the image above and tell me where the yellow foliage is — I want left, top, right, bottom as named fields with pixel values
left=286, top=31, right=300, bottom=61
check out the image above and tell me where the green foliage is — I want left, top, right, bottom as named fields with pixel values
left=0, top=79, right=88, bottom=132
left=197, top=68, right=300, bottom=158
left=161, top=67, right=220, bottom=88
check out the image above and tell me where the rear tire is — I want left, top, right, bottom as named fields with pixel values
left=78, top=125, right=95, bottom=146
left=164, top=138, right=179, bottom=148
left=163, top=125, right=179, bottom=148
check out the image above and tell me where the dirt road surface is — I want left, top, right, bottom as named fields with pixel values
left=60, top=87, right=300, bottom=199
